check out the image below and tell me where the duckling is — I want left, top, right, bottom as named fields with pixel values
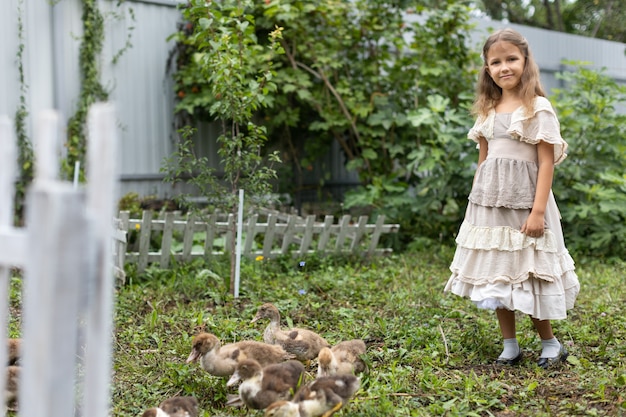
left=140, top=408, right=167, bottom=417
left=185, top=332, right=295, bottom=377
left=5, top=365, right=19, bottom=410
left=226, top=359, right=305, bottom=410
left=317, top=339, right=367, bottom=378
left=264, top=374, right=360, bottom=417
left=160, top=396, right=199, bottom=417
left=251, top=303, right=330, bottom=362
left=7, top=338, right=21, bottom=365
left=140, top=396, right=199, bottom=417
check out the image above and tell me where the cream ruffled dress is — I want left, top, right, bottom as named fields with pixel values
left=445, top=96, right=580, bottom=320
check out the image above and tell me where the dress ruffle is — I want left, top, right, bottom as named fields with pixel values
left=445, top=267, right=579, bottom=320
left=448, top=236, right=574, bottom=285
left=446, top=244, right=579, bottom=320
left=468, top=158, right=537, bottom=208
left=468, top=97, right=568, bottom=165
left=455, top=221, right=558, bottom=253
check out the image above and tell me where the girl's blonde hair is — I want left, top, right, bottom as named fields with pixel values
left=472, top=28, right=545, bottom=118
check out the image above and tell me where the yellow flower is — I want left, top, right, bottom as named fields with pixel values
left=135, top=223, right=141, bottom=230
left=255, top=255, right=264, bottom=262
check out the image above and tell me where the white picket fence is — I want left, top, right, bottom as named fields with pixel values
left=115, top=209, right=400, bottom=273
left=0, top=104, right=118, bottom=416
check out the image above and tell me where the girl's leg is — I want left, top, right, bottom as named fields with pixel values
left=497, top=308, right=516, bottom=339
left=531, top=317, right=568, bottom=366
left=531, top=318, right=554, bottom=340
left=496, top=308, right=521, bottom=362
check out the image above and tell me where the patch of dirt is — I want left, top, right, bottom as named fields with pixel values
left=449, top=362, right=624, bottom=416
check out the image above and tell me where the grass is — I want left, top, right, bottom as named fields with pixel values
left=10, top=247, right=624, bottom=416
left=106, top=247, right=626, bottom=416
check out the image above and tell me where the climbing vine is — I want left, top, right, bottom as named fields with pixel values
left=63, top=0, right=109, bottom=180
left=11, top=0, right=132, bottom=214
left=14, top=0, right=34, bottom=225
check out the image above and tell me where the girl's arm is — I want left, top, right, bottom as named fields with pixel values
left=521, top=141, right=554, bottom=237
left=473, top=136, right=489, bottom=185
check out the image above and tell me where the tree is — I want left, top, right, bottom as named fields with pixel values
left=165, top=0, right=282, bottom=294
left=170, top=0, right=479, bottom=247
left=477, top=0, right=626, bottom=42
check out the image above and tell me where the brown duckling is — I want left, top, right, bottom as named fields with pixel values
left=7, top=339, right=21, bottom=366
left=160, top=396, right=199, bottom=417
left=5, top=365, right=20, bottom=410
left=226, top=359, right=305, bottom=410
left=140, top=408, right=166, bottom=417
left=140, top=396, right=199, bottom=417
left=185, top=332, right=295, bottom=377
left=251, top=303, right=330, bottom=362
left=264, top=374, right=360, bottom=417
left=317, top=339, right=367, bottom=378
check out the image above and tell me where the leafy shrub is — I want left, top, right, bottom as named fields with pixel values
left=169, top=1, right=479, bottom=249
left=551, top=63, right=626, bottom=258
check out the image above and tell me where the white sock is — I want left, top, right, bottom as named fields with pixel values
left=499, top=338, right=520, bottom=359
left=540, top=337, right=561, bottom=358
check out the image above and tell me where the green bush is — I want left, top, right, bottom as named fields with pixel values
left=169, top=1, right=478, bottom=249
left=168, top=3, right=625, bottom=259
left=551, top=63, right=626, bottom=258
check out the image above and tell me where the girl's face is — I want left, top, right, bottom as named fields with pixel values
left=485, top=41, right=526, bottom=92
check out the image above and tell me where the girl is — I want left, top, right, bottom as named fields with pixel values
left=444, top=28, right=580, bottom=368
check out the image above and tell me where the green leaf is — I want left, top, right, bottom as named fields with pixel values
left=198, top=17, right=212, bottom=29
left=427, top=94, right=449, bottom=113
left=361, top=148, right=378, bottom=160
left=407, top=109, right=434, bottom=127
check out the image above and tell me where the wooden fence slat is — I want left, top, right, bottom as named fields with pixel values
left=280, top=215, right=298, bottom=255
left=83, top=103, right=119, bottom=417
left=21, top=184, right=89, bottom=417
left=0, top=114, right=16, bottom=417
left=182, top=212, right=195, bottom=262
left=0, top=228, right=27, bottom=268
left=350, top=215, right=369, bottom=251
left=112, top=218, right=127, bottom=284
left=368, top=215, right=386, bottom=256
left=334, top=215, right=352, bottom=253
left=317, top=215, right=334, bottom=252
left=225, top=214, right=235, bottom=254
left=262, top=214, right=277, bottom=258
left=244, top=214, right=258, bottom=256
left=204, top=214, right=217, bottom=260
left=20, top=109, right=90, bottom=417
left=298, top=215, right=316, bottom=256
left=116, top=211, right=130, bottom=270
left=0, top=116, right=15, bottom=225
left=160, top=212, right=175, bottom=268
left=138, top=210, right=153, bottom=272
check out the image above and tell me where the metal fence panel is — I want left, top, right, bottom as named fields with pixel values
left=2, top=2, right=625, bottom=201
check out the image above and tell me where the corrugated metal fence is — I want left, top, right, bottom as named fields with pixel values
left=2, top=0, right=625, bottom=201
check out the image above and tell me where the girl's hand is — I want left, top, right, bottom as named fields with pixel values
left=521, top=211, right=545, bottom=238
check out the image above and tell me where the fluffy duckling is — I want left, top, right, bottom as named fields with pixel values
left=160, top=396, right=199, bottom=417
left=5, top=365, right=20, bottom=410
left=186, top=332, right=295, bottom=377
left=251, top=303, right=330, bottom=362
left=226, top=359, right=305, bottom=410
left=141, top=409, right=167, bottom=417
left=7, top=339, right=21, bottom=366
left=317, top=339, right=367, bottom=378
left=141, top=396, right=199, bottom=417
left=141, top=408, right=166, bottom=417
left=263, top=374, right=360, bottom=417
